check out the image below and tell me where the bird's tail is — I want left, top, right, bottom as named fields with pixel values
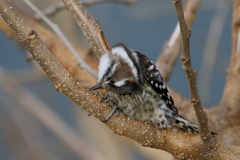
left=172, top=115, right=217, bottom=136
left=172, top=115, right=200, bottom=134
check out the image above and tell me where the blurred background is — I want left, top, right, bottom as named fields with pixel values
left=0, top=0, right=232, bottom=159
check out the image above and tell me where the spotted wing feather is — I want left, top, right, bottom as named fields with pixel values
left=135, top=51, right=178, bottom=113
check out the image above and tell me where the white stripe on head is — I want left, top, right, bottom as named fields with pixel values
left=114, top=78, right=128, bottom=87
left=111, top=46, right=138, bottom=81
left=132, top=52, right=139, bottom=65
left=98, top=53, right=112, bottom=81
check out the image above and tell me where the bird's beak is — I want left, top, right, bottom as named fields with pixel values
left=89, top=82, right=103, bottom=91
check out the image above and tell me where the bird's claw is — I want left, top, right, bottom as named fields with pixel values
left=114, top=110, right=120, bottom=117
left=101, top=105, right=118, bottom=122
left=100, top=96, right=108, bottom=103
left=100, top=95, right=120, bottom=122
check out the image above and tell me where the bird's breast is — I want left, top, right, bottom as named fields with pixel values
left=107, top=89, right=165, bottom=122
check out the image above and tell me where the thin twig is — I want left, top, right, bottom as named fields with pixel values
left=172, top=0, right=213, bottom=143
left=22, top=0, right=97, bottom=78
left=156, top=0, right=201, bottom=82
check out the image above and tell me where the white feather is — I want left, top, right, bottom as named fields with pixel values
left=148, top=65, right=154, bottom=70
left=98, top=53, right=112, bottom=82
left=132, top=52, right=139, bottom=65
left=111, top=46, right=138, bottom=81
left=114, top=78, right=128, bottom=87
left=162, top=84, right=166, bottom=89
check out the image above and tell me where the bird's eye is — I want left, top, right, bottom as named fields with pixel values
left=109, top=80, right=115, bottom=84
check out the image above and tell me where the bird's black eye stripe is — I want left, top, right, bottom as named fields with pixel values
left=102, top=61, right=115, bottom=80
left=109, top=80, right=115, bottom=84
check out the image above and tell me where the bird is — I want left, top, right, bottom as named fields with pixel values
left=89, top=43, right=214, bottom=135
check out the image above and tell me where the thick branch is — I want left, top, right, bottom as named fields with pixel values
left=172, top=0, right=213, bottom=143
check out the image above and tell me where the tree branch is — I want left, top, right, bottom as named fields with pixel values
left=62, top=0, right=111, bottom=57
left=172, top=0, right=213, bottom=143
left=22, top=0, right=97, bottom=78
left=156, top=0, right=201, bottom=82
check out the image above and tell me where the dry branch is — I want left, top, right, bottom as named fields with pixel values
left=173, top=0, right=213, bottom=143
left=62, top=0, right=111, bottom=57
left=156, top=0, right=201, bottom=82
